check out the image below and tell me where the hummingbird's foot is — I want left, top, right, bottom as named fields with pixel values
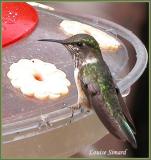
left=80, top=107, right=84, bottom=113
left=67, top=103, right=89, bottom=124
left=66, top=107, right=74, bottom=125
left=69, top=107, right=75, bottom=123
left=80, top=106, right=91, bottom=114
left=68, top=104, right=80, bottom=124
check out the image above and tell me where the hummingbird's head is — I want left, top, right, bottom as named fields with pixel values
left=38, top=34, right=101, bottom=67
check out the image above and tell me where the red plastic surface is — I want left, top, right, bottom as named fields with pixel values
left=2, top=2, right=38, bottom=47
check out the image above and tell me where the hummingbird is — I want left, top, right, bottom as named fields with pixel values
left=38, top=34, right=137, bottom=148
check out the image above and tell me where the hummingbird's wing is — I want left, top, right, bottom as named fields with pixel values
left=79, top=63, right=137, bottom=148
left=80, top=76, right=137, bottom=148
left=115, top=87, right=136, bottom=133
left=80, top=76, right=126, bottom=139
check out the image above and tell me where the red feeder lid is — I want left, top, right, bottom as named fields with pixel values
left=2, top=2, right=39, bottom=47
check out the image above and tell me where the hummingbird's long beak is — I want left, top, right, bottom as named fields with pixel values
left=38, top=38, right=75, bottom=57
left=38, top=39, right=66, bottom=44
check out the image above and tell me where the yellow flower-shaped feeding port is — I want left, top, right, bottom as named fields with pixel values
left=7, top=59, right=71, bottom=100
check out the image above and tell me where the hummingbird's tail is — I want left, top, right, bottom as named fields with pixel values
left=118, top=116, right=137, bottom=149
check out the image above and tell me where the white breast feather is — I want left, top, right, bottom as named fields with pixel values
left=82, top=57, right=98, bottom=66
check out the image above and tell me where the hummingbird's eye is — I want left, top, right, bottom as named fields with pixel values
left=77, top=42, right=85, bottom=47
